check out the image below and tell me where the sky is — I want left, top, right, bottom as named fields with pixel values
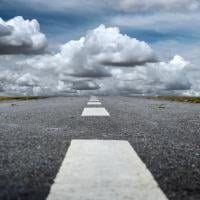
left=0, top=0, right=200, bottom=96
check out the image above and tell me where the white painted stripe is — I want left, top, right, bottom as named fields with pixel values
left=89, top=99, right=99, bottom=102
left=87, top=102, right=102, bottom=105
left=90, top=96, right=97, bottom=99
left=89, top=100, right=100, bottom=102
left=47, top=140, right=168, bottom=200
left=81, top=107, right=110, bottom=116
left=89, top=96, right=99, bottom=101
left=89, top=99, right=99, bottom=101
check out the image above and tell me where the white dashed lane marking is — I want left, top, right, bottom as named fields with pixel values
left=81, top=107, right=110, bottom=116
left=87, top=102, right=102, bottom=105
left=89, top=96, right=99, bottom=102
left=89, top=99, right=99, bottom=102
left=47, top=140, right=168, bottom=200
left=82, top=96, right=109, bottom=116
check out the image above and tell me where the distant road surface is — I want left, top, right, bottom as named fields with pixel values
left=0, top=96, right=199, bottom=200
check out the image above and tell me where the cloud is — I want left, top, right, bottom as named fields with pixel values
left=84, top=24, right=156, bottom=66
left=0, top=70, right=42, bottom=95
left=0, top=16, right=47, bottom=54
left=3, top=0, right=200, bottom=12
left=11, top=0, right=103, bottom=11
left=16, top=73, right=39, bottom=87
left=110, top=12, right=200, bottom=31
left=68, top=68, right=112, bottom=78
left=108, top=55, right=192, bottom=95
left=108, top=0, right=200, bottom=12
left=72, top=80, right=100, bottom=90
left=0, top=24, right=12, bottom=37
left=26, top=24, right=156, bottom=82
left=0, top=25, right=199, bottom=96
left=109, top=11, right=200, bottom=47
left=57, top=24, right=156, bottom=72
left=56, top=81, right=77, bottom=94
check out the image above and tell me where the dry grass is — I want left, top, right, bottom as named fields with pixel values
left=147, top=96, right=200, bottom=103
left=0, top=96, right=46, bottom=101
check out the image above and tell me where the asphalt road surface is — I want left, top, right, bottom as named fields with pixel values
left=0, top=96, right=200, bottom=200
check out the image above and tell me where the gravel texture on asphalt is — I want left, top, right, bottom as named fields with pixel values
left=0, top=97, right=200, bottom=200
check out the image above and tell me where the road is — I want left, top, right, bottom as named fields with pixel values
left=0, top=96, right=200, bottom=200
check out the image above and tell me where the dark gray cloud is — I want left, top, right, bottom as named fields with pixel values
left=165, top=80, right=192, bottom=91
left=0, top=24, right=12, bottom=36
left=72, top=81, right=100, bottom=90
left=69, top=68, right=112, bottom=78
left=101, top=58, right=157, bottom=67
left=0, top=43, right=46, bottom=54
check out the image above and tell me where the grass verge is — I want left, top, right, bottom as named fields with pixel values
left=0, top=96, right=47, bottom=101
left=147, top=96, right=200, bottom=103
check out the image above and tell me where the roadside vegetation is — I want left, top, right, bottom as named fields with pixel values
left=0, top=96, right=46, bottom=101
left=147, top=96, right=200, bottom=103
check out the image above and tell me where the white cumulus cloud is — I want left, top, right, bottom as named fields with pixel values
left=16, top=73, right=39, bottom=87
left=107, top=55, right=192, bottom=95
left=30, top=24, right=156, bottom=75
left=0, top=16, right=47, bottom=54
left=0, top=25, right=200, bottom=96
